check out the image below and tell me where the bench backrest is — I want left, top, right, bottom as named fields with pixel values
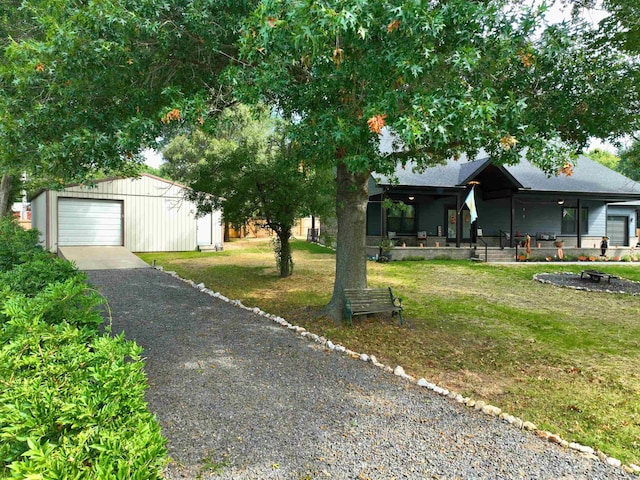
left=344, top=288, right=393, bottom=306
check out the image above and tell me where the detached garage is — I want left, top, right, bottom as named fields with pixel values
left=31, top=174, right=223, bottom=253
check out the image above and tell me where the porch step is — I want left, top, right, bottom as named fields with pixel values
left=473, top=248, right=518, bottom=263
left=198, top=243, right=224, bottom=252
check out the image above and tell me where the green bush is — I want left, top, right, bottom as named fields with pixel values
left=0, top=277, right=105, bottom=330
left=0, top=218, right=43, bottom=273
left=0, top=253, right=83, bottom=297
left=0, top=285, right=167, bottom=479
left=0, top=216, right=167, bottom=478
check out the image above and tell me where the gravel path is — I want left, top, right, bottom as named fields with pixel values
left=88, top=268, right=634, bottom=480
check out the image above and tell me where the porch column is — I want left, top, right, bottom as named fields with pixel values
left=381, top=190, right=387, bottom=244
left=576, top=198, right=582, bottom=248
left=510, top=195, right=516, bottom=248
left=456, top=192, right=462, bottom=247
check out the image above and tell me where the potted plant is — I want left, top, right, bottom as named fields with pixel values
left=378, top=238, right=394, bottom=262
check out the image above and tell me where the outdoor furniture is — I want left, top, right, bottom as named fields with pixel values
left=536, top=232, right=557, bottom=242
left=343, top=287, right=403, bottom=326
left=580, top=270, right=619, bottom=284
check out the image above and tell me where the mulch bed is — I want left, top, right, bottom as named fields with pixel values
left=534, top=272, right=640, bottom=295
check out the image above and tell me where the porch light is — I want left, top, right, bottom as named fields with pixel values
left=408, top=196, right=415, bottom=201
left=557, top=199, right=565, bottom=205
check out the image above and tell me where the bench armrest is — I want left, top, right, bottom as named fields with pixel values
left=392, top=296, right=402, bottom=308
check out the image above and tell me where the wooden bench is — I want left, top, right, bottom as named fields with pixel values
left=343, top=287, right=403, bottom=326
left=580, top=270, right=619, bottom=284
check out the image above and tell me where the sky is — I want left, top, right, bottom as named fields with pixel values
left=143, top=148, right=164, bottom=169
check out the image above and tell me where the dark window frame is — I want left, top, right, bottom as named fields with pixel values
left=387, top=203, right=417, bottom=235
left=561, top=207, right=589, bottom=235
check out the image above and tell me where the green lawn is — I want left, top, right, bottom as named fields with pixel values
left=138, top=239, right=640, bottom=465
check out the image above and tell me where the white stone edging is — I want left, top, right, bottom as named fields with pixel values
left=155, top=265, right=640, bottom=476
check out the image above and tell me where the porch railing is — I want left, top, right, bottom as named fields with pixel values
left=499, top=230, right=510, bottom=249
left=477, top=237, right=488, bottom=262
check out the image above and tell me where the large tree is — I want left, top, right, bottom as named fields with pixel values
left=0, top=0, right=256, bottom=215
left=232, top=0, right=640, bottom=320
left=162, top=104, right=334, bottom=277
left=618, top=140, right=640, bottom=181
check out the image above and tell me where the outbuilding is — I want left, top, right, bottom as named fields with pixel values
left=31, top=174, right=223, bottom=253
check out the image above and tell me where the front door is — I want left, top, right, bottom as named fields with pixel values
left=197, top=214, right=213, bottom=246
left=445, top=207, right=472, bottom=242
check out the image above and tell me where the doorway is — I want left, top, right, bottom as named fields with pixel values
left=445, top=206, right=472, bottom=242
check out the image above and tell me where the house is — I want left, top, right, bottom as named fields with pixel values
left=31, top=174, right=223, bottom=253
left=367, top=155, right=640, bottom=260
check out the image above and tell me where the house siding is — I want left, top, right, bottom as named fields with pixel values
left=30, top=191, right=48, bottom=247
left=32, top=175, right=223, bottom=253
left=607, top=205, right=638, bottom=246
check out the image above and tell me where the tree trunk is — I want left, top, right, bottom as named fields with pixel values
left=276, top=229, right=293, bottom=278
left=324, top=162, right=370, bottom=323
left=0, top=174, right=13, bottom=217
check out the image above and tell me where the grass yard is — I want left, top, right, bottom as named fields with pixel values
left=138, top=238, right=640, bottom=465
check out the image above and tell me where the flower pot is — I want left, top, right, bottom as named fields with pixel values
left=554, top=241, right=564, bottom=248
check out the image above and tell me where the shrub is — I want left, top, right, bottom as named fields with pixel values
left=0, top=218, right=43, bottom=273
left=0, top=216, right=168, bottom=478
left=0, top=277, right=105, bottom=331
left=0, top=253, right=83, bottom=297
left=0, top=285, right=167, bottom=479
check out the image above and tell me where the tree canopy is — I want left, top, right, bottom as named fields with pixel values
left=0, top=0, right=256, bottom=212
left=162, top=104, right=334, bottom=277
left=232, top=0, right=640, bottom=319
left=618, top=141, right=640, bottom=181
left=587, top=148, right=620, bottom=171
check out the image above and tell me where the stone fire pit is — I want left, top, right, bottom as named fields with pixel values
left=534, top=272, right=640, bottom=295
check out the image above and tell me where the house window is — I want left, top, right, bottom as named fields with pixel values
left=561, top=207, right=589, bottom=234
left=387, top=203, right=416, bottom=235
left=366, top=202, right=382, bottom=236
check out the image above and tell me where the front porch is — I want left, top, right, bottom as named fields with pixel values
left=366, top=242, right=640, bottom=263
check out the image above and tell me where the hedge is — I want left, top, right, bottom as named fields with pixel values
left=0, top=218, right=167, bottom=478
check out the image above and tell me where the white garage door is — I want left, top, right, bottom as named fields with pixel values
left=58, top=198, right=123, bottom=246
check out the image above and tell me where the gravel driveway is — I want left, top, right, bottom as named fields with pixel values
left=87, top=268, right=634, bottom=480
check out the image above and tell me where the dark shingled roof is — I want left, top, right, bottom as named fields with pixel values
left=374, top=155, right=640, bottom=197
left=504, top=156, right=640, bottom=194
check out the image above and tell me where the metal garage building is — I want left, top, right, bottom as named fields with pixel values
left=31, top=174, right=223, bottom=253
